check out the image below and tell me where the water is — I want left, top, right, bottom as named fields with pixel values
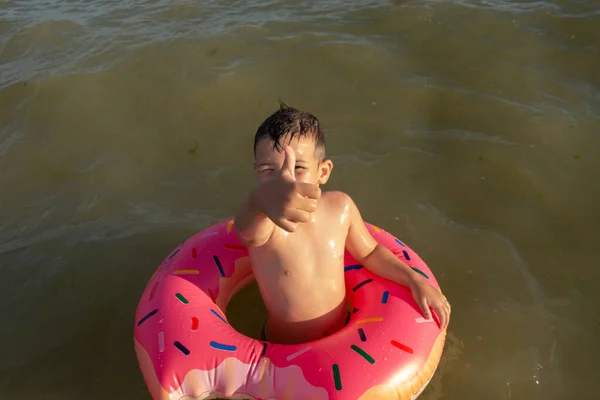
left=1, top=0, right=599, bottom=399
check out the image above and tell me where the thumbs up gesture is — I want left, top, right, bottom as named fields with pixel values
left=279, top=145, right=299, bottom=181
left=252, top=146, right=321, bottom=232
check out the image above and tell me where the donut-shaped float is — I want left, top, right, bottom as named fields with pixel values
left=134, top=219, right=446, bottom=400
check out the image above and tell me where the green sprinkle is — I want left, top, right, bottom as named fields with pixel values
left=175, top=293, right=189, bottom=304
left=411, top=267, right=429, bottom=279
left=332, top=364, right=342, bottom=391
left=351, top=345, right=375, bottom=364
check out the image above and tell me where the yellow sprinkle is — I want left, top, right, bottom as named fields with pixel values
left=356, top=317, right=384, bottom=324
left=372, top=225, right=381, bottom=233
left=173, top=269, right=200, bottom=275
left=226, top=219, right=234, bottom=233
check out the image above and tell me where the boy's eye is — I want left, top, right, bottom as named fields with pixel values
left=295, top=166, right=305, bottom=170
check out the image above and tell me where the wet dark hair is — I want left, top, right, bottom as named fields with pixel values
left=254, top=101, right=326, bottom=162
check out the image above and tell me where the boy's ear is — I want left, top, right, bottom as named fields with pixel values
left=318, top=159, right=334, bottom=185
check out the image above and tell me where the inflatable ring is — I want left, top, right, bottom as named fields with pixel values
left=134, top=219, right=446, bottom=400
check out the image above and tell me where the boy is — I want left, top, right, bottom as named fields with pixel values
left=234, top=103, right=450, bottom=345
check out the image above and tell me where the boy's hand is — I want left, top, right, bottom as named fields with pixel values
left=253, top=146, right=321, bottom=232
left=410, top=278, right=451, bottom=330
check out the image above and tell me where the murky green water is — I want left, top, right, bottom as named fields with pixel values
left=1, top=0, right=599, bottom=399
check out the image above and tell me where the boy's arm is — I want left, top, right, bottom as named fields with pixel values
left=234, top=188, right=276, bottom=248
left=343, top=193, right=451, bottom=329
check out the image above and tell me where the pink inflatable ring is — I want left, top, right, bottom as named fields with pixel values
left=134, top=219, right=447, bottom=400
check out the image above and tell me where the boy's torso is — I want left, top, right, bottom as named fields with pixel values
left=249, top=191, right=351, bottom=344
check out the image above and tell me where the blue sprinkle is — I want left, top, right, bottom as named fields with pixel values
left=344, top=265, right=363, bottom=272
left=402, top=250, right=411, bottom=260
left=168, top=248, right=181, bottom=260
left=210, top=309, right=228, bottom=324
left=213, top=255, right=225, bottom=277
left=395, top=238, right=406, bottom=247
left=358, top=328, right=366, bottom=342
left=352, top=279, right=373, bottom=292
left=137, top=309, right=158, bottom=326
left=174, top=341, right=190, bottom=355
left=210, top=341, right=237, bottom=352
left=381, top=291, right=389, bottom=304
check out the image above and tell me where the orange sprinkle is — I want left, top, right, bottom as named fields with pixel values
left=226, top=219, right=234, bottom=233
left=173, top=269, right=200, bottom=275
left=372, top=225, right=381, bottom=233
left=356, top=317, right=384, bottom=324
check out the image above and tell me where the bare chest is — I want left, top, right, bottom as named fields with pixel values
left=250, top=219, right=347, bottom=277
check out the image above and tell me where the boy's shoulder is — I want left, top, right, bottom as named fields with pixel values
left=321, top=190, right=355, bottom=209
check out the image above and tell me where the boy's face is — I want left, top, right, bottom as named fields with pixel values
left=254, top=134, right=333, bottom=186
